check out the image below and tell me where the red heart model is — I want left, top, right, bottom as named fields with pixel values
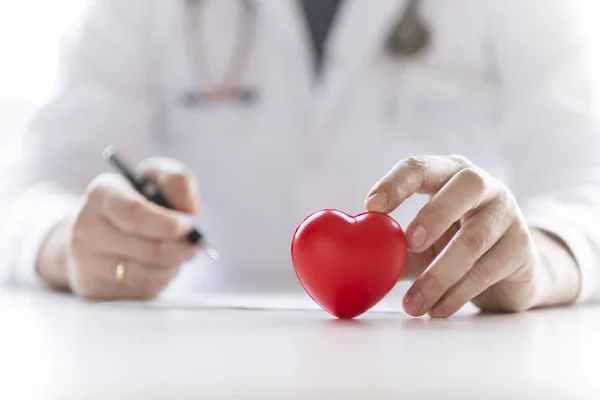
left=291, top=209, right=408, bottom=319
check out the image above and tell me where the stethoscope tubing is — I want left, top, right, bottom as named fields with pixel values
left=180, top=0, right=429, bottom=108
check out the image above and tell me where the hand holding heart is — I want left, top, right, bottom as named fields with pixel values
left=293, top=155, right=544, bottom=318
left=366, top=155, right=542, bottom=317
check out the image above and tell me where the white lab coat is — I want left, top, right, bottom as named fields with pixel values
left=2, top=0, right=600, bottom=301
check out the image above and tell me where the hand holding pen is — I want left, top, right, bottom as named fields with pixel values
left=37, top=148, right=217, bottom=300
left=103, top=146, right=219, bottom=260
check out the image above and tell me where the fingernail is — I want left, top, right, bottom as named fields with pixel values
left=409, top=224, right=428, bottom=249
left=403, top=291, right=424, bottom=315
left=367, top=192, right=388, bottom=210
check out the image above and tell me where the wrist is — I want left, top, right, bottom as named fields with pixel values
left=530, top=229, right=581, bottom=309
left=36, top=218, right=72, bottom=290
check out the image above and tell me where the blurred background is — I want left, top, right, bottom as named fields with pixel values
left=0, top=0, right=85, bottom=148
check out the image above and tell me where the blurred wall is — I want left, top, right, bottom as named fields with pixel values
left=0, top=0, right=86, bottom=147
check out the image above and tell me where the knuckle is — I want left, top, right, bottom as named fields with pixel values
left=504, top=189, right=519, bottom=208
left=460, top=168, right=486, bottom=192
left=421, top=272, right=444, bottom=294
left=85, top=186, right=104, bottom=206
left=403, top=156, right=429, bottom=176
left=514, top=225, right=533, bottom=249
left=150, top=242, right=172, bottom=264
left=421, top=202, right=447, bottom=224
left=457, top=230, right=488, bottom=253
left=469, top=262, right=494, bottom=287
left=449, top=154, right=472, bottom=167
left=130, top=239, right=151, bottom=262
left=492, top=196, right=511, bottom=218
left=492, top=180, right=514, bottom=205
left=85, top=174, right=113, bottom=204
left=162, top=219, right=183, bottom=238
left=122, top=198, right=145, bottom=233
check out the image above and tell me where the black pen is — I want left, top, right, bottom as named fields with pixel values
left=103, top=145, right=220, bottom=260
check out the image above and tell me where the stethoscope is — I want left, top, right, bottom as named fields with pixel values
left=179, top=0, right=429, bottom=108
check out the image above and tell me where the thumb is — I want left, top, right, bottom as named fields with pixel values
left=137, top=157, right=199, bottom=214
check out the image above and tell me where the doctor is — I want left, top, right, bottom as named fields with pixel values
left=1, top=0, right=599, bottom=318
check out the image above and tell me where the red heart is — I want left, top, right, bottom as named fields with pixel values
left=291, top=209, right=408, bottom=319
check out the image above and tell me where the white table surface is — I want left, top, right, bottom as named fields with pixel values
left=1, top=286, right=599, bottom=400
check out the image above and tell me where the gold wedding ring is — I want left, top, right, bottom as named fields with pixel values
left=115, top=261, right=126, bottom=284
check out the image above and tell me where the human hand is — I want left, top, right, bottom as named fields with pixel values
left=366, top=155, right=548, bottom=317
left=38, top=158, right=200, bottom=300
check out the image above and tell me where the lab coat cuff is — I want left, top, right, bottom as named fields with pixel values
left=3, top=183, right=78, bottom=286
left=526, top=216, right=600, bottom=304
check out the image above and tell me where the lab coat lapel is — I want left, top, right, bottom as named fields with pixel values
left=260, top=0, right=313, bottom=108
left=260, top=0, right=307, bottom=57
left=315, top=0, right=407, bottom=132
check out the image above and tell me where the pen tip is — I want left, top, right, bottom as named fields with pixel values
left=203, top=245, right=221, bottom=261
left=103, top=145, right=116, bottom=160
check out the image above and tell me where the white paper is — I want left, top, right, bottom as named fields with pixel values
left=99, top=292, right=407, bottom=314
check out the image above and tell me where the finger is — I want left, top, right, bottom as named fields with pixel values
left=73, top=257, right=180, bottom=300
left=88, top=220, right=198, bottom=267
left=405, top=168, right=494, bottom=251
left=402, top=198, right=514, bottom=316
left=119, top=261, right=181, bottom=299
left=96, top=175, right=193, bottom=240
left=366, top=155, right=469, bottom=214
left=138, top=158, right=199, bottom=214
left=400, top=222, right=460, bottom=281
left=428, top=223, right=529, bottom=318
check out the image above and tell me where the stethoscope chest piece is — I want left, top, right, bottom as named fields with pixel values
left=178, top=87, right=258, bottom=107
left=386, top=0, right=430, bottom=57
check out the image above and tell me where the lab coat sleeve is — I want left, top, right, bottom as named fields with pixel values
left=0, top=0, right=159, bottom=285
left=490, top=0, right=600, bottom=302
